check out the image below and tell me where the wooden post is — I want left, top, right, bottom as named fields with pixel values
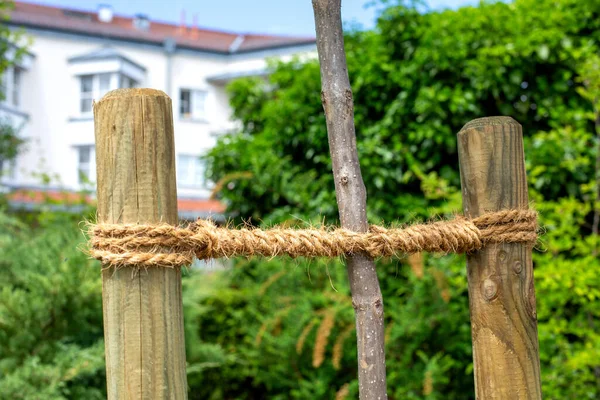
left=458, top=117, right=542, bottom=399
left=94, top=88, right=187, bottom=399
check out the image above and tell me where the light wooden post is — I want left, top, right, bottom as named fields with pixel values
left=94, top=88, right=187, bottom=399
left=458, top=117, right=542, bottom=399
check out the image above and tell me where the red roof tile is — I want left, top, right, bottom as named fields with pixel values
left=7, top=188, right=225, bottom=215
left=9, top=1, right=315, bottom=54
left=178, top=198, right=226, bottom=213
left=8, top=188, right=93, bottom=204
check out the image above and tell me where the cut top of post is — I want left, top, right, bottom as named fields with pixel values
left=94, top=87, right=178, bottom=225
left=97, top=88, right=168, bottom=103
left=458, top=116, right=529, bottom=218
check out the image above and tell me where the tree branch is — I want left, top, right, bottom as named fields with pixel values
left=311, top=1, right=388, bottom=398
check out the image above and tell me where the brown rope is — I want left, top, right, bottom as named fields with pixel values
left=88, top=209, right=538, bottom=268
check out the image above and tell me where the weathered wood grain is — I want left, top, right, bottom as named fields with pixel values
left=94, top=88, right=187, bottom=399
left=458, top=116, right=542, bottom=399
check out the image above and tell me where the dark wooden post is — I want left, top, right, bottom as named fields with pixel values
left=458, top=117, right=542, bottom=399
left=94, top=88, right=188, bottom=399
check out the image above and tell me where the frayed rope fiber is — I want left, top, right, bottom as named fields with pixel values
left=87, top=209, right=538, bottom=268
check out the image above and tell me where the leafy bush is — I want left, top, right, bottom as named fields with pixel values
left=0, top=210, right=105, bottom=399
left=200, top=0, right=600, bottom=398
left=1, top=0, right=599, bottom=398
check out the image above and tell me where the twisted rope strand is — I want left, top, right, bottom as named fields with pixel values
left=88, top=209, right=538, bottom=268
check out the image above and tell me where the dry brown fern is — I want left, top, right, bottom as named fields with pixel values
left=296, top=319, right=317, bottom=355
left=335, top=383, right=350, bottom=400
left=408, top=252, right=424, bottom=278
left=255, top=321, right=268, bottom=347
left=258, top=269, right=287, bottom=295
left=384, top=321, right=394, bottom=348
left=312, top=310, right=336, bottom=368
left=271, top=314, right=283, bottom=336
left=432, top=268, right=451, bottom=303
left=423, top=369, right=434, bottom=395
left=209, top=171, right=253, bottom=199
left=255, top=306, right=292, bottom=347
left=332, top=324, right=355, bottom=370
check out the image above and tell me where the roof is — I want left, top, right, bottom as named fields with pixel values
left=6, top=188, right=226, bottom=221
left=8, top=1, right=316, bottom=54
left=178, top=198, right=226, bottom=221
left=68, top=46, right=146, bottom=71
left=206, top=68, right=269, bottom=84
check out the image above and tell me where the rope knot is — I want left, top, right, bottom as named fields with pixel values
left=189, top=219, right=219, bottom=260
left=472, top=209, right=538, bottom=245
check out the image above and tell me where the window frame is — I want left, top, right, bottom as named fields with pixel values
left=0, top=158, right=17, bottom=181
left=1, top=66, right=23, bottom=109
left=79, top=73, right=138, bottom=115
left=76, top=145, right=96, bottom=185
left=176, top=154, right=205, bottom=188
left=179, top=88, right=208, bottom=121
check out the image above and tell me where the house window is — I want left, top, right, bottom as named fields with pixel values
left=120, top=74, right=137, bottom=89
left=79, top=73, right=138, bottom=114
left=0, top=159, right=17, bottom=181
left=77, top=145, right=96, bottom=184
left=177, top=154, right=204, bottom=187
left=180, top=89, right=207, bottom=120
left=80, top=75, right=94, bottom=114
left=11, top=68, right=20, bottom=107
left=0, top=72, right=5, bottom=98
left=1, top=66, right=23, bottom=108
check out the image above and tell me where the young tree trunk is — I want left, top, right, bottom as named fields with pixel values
left=311, top=1, right=388, bottom=398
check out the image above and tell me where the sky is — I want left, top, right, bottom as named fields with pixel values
left=24, top=0, right=477, bottom=37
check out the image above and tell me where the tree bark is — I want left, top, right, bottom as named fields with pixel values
left=311, top=1, right=388, bottom=399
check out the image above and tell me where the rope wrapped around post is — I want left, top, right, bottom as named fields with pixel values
left=88, top=209, right=538, bottom=268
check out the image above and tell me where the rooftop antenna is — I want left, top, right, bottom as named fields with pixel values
left=191, top=13, right=199, bottom=38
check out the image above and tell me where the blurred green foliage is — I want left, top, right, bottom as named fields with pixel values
left=0, top=211, right=105, bottom=399
left=1, top=0, right=599, bottom=399
left=201, top=0, right=600, bottom=398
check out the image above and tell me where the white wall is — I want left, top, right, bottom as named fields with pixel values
left=1, top=29, right=316, bottom=200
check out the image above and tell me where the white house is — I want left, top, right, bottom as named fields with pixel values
left=1, top=1, right=316, bottom=219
